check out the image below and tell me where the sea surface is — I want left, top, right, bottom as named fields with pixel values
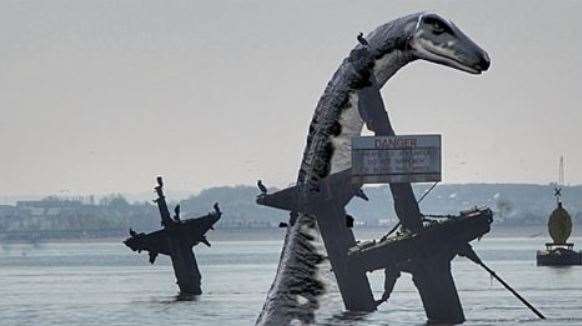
left=1, top=226, right=581, bottom=326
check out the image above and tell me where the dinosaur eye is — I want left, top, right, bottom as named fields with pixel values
left=423, top=16, right=451, bottom=35
left=432, top=21, right=445, bottom=34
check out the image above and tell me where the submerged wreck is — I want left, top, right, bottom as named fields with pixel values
left=124, top=176, right=221, bottom=295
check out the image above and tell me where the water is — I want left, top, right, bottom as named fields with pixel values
left=1, top=228, right=581, bottom=325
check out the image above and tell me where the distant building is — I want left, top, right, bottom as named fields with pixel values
left=0, top=205, right=16, bottom=217
left=16, top=198, right=83, bottom=209
left=15, top=197, right=86, bottom=217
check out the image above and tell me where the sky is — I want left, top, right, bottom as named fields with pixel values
left=1, top=0, right=581, bottom=197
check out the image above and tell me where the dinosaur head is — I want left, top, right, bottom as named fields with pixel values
left=409, top=13, right=490, bottom=74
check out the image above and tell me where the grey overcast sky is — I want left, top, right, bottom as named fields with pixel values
left=1, top=0, right=581, bottom=196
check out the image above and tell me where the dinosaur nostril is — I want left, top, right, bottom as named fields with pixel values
left=480, top=57, right=490, bottom=71
left=479, top=52, right=491, bottom=71
left=473, top=54, right=490, bottom=72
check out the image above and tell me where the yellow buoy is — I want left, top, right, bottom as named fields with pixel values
left=548, top=202, right=572, bottom=244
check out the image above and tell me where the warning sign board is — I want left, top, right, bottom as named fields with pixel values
left=351, top=135, right=441, bottom=184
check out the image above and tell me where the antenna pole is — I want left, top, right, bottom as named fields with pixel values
left=559, top=155, right=565, bottom=186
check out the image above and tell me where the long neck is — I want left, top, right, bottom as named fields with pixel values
left=366, top=13, right=420, bottom=86
left=372, top=49, right=416, bottom=87
left=323, top=48, right=415, bottom=175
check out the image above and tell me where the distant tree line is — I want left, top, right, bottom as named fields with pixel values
left=0, top=183, right=580, bottom=240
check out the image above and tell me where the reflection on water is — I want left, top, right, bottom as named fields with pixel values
left=321, top=311, right=372, bottom=325
left=175, top=293, right=200, bottom=302
left=0, top=229, right=581, bottom=325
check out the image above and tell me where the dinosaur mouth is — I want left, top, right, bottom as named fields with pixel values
left=426, top=48, right=483, bottom=74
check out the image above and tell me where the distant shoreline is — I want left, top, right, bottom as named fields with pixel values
left=2, top=224, right=581, bottom=244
